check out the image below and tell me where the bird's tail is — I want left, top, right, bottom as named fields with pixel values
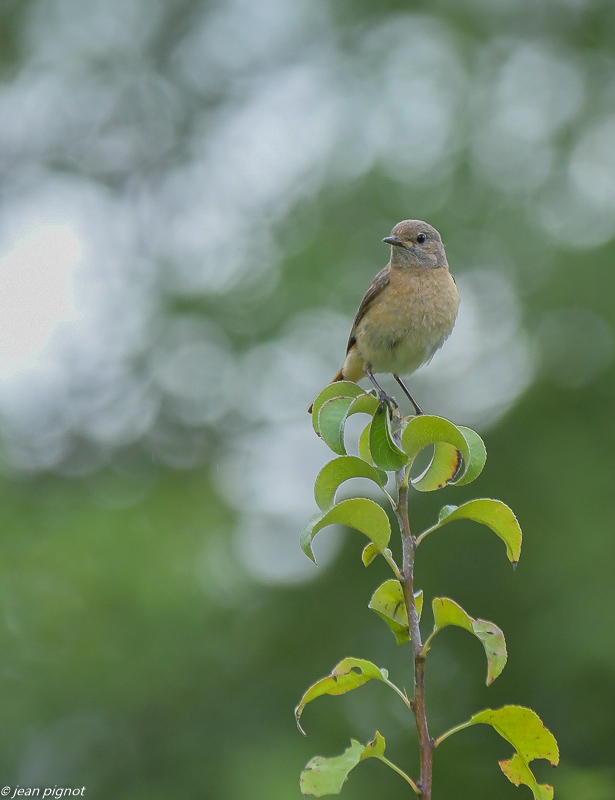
left=307, top=368, right=344, bottom=414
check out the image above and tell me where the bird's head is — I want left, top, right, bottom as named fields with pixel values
left=383, top=220, right=447, bottom=269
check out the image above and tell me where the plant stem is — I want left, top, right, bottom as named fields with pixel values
left=395, top=465, right=434, bottom=800
left=377, top=756, right=420, bottom=795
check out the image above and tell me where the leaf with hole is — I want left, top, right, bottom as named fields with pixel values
left=499, top=754, right=554, bottom=800
left=429, top=597, right=506, bottom=684
left=295, top=659, right=405, bottom=734
left=300, top=731, right=415, bottom=797
left=436, top=706, right=559, bottom=800
left=301, top=738, right=366, bottom=797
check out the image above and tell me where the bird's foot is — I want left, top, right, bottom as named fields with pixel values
left=364, top=368, right=402, bottom=421
left=380, top=392, right=399, bottom=421
left=393, top=375, right=423, bottom=416
left=365, top=368, right=401, bottom=420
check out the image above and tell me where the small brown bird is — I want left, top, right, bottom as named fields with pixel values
left=309, top=219, right=459, bottom=415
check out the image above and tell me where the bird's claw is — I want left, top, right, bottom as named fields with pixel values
left=376, top=391, right=400, bottom=421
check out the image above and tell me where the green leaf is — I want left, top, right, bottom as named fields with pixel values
left=295, top=658, right=389, bottom=732
left=301, top=732, right=409, bottom=797
left=318, top=397, right=357, bottom=455
left=400, top=415, right=486, bottom=491
left=361, top=544, right=396, bottom=570
left=301, top=498, right=391, bottom=563
left=361, top=730, right=386, bottom=759
left=454, top=426, right=487, bottom=486
left=347, top=392, right=380, bottom=417
left=471, top=706, right=559, bottom=765
left=311, top=382, right=365, bottom=436
left=368, top=579, right=423, bottom=645
left=413, top=442, right=461, bottom=492
left=430, top=597, right=507, bottom=684
left=369, top=404, right=408, bottom=471
left=318, top=394, right=380, bottom=455
left=472, top=619, right=507, bottom=684
left=314, top=456, right=387, bottom=511
left=499, top=754, right=554, bottom=800
left=438, top=504, right=458, bottom=521
left=436, top=705, right=559, bottom=800
left=419, top=499, right=522, bottom=565
left=300, top=738, right=366, bottom=796
left=358, top=421, right=375, bottom=465
left=361, top=542, right=378, bottom=567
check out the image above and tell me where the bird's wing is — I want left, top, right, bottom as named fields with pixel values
left=346, top=265, right=390, bottom=353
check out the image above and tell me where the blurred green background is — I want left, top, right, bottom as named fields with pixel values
left=0, top=0, right=613, bottom=798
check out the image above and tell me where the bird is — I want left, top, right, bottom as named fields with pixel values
left=309, top=219, right=459, bottom=416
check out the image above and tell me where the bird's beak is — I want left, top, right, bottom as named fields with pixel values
left=382, top=236, right=406, bottom=248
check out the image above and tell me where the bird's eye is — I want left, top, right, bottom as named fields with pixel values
left=416, top=233, right=427, bottom=244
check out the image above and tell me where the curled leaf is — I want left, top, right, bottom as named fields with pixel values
left=413, top=442, right=461, bottom=492
left=295, top=658, right=388, bottom=732
left=368, top=579, right=423, bottom=645
left=430, top=597, right=507, bottom=684
left=318, top=394, right=380, bottom=455
left=311, top=382, right=365, bottom=436
left=358, top=421, right=374, bottom=465
left=314, top=456, right=387, bottom=511
left=419, top=498, right=522, bottom=565
left=369, top=404, right=408, bottom=471
left=400, top=415, right=486, bottom=491
left=301, top=498, right=391, bottom=563
left=319, top=397, right=357, bottom=455
left=361, top=542, right=378, bottom=567
left=455, top=425, right=487, bottom=486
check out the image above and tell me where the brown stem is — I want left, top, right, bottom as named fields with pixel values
left=395, top=467, right=433, bottom=799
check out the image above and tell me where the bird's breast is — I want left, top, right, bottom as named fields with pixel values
left=354, top=266, right=459, bottom=375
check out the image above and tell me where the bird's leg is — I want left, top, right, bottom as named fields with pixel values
left=364, top=367, right=399, bottom=420
left=394, top=375, right=423, bottom=416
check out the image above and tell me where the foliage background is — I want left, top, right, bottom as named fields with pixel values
left=0, top=0, right=613, bottom=797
